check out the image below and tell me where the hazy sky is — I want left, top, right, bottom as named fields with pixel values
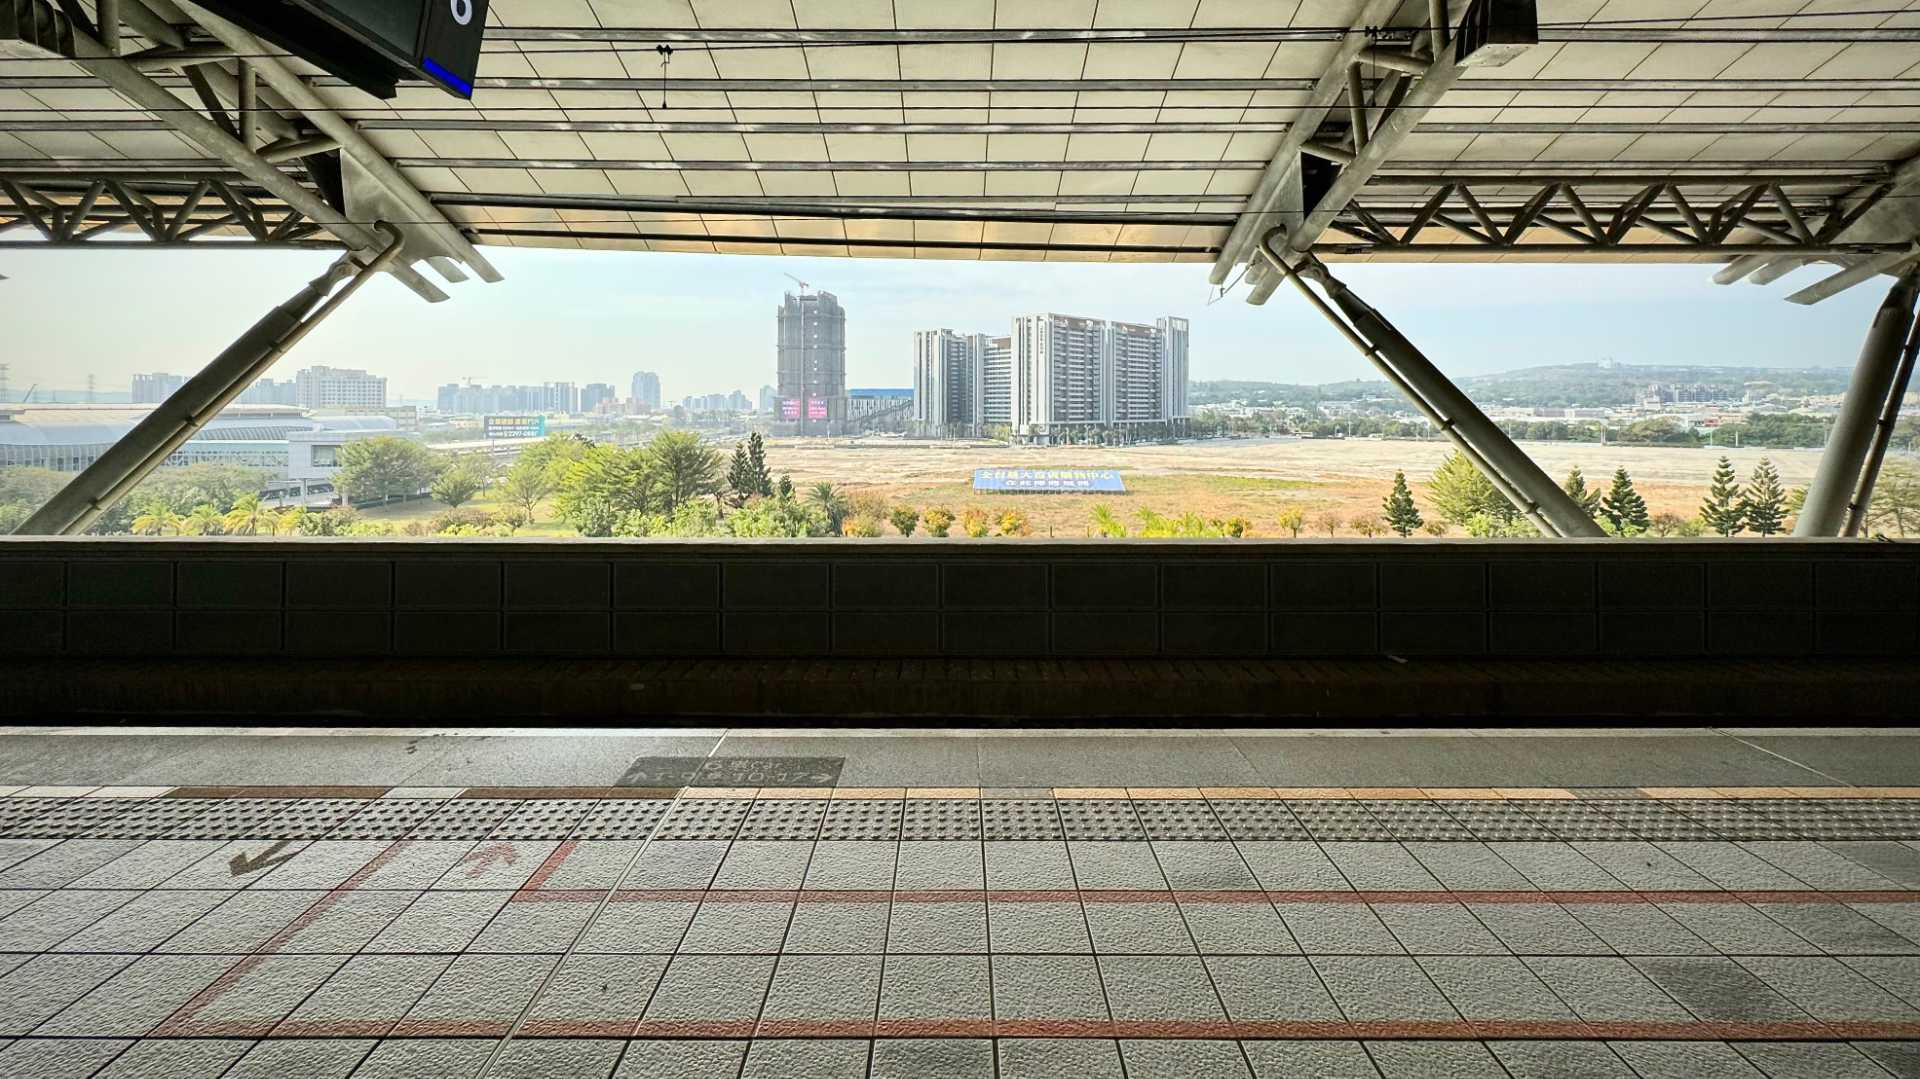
left=0, top=246, right=1889, bottom=403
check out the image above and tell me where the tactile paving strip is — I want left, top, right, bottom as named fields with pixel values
left=4, top=798, right=143, bottom=838
left=981, top=799, right=1064, bottom=840
left=1284, top=800, right=1392, bottom=841
left=1356, top=800, right=1474, bottom=841
left=737, top=799, right=827, bottom=841
left=490, top=799, right=601, bottom=840
left=0, top=798, right=77, bottom=830
left=1509, top=800, right=1643, bottom=842
left=653, top=798, right=752, bottom=841
left=572, top=799, right=671, bottom=840
left=161, top=799, right=291, bottom=840
left=903, top=798, right=982, bottom=841
left=255, top=799, right=373, bottom=839
left=72, top=799, right=219, bottom=840
left=1207, top=800, right=1310, bottom=841
left=1595, top=799, right=1737, bottom=841
left=408, top=799, right=524, bottom=840
left=1057, top=799, right=1146, bottom=841
left=326, top=799, right=447, bottom=840
left=1132, top=799, right=1229, bottom=840
left=1433, top=800, right=1543, bottom=842
left=819, top=799, right=903, bottom=841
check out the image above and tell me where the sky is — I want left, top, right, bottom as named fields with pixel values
left=0, top=245, right=1891, bottom=404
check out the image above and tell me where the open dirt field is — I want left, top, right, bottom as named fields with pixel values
left=765, top=435, right=1832, bottom=536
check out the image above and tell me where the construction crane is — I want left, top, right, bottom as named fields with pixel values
left=783, top=273, right=813, bottom=296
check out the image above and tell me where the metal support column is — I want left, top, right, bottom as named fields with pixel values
left=13, top=227, right=404, bottom=536
left=1794, top=271, right=1920, bottom=536
left=1844, top=308, right=1920, bottom=536
left=1259, top=237, right=1607, bottom=538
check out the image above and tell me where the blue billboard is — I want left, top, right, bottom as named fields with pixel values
left=973, top=468, right=1126, bottom=493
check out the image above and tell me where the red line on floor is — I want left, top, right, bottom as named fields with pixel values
left=506, top=886, right=1919, bottom=905
left=153, top=839, right=412, bottom=1037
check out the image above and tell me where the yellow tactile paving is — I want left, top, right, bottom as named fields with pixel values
left=1494, top=788, right=1577, bottom=799
left=1346, top=788, right=1428, bottom=799
left=832, top=787, right=906, bottom=799
left=907, top=787, right=981, bottom=799
left=777, top=788, right=834, bottom=799
left=1271, top=788, right=1352, bottom=799
left=1054, top=788, right=1129, bottom=799
left=1713, top=787, right=1797, bottom=799
left=1200, top=787, right=1278, bottom=799
left=1422, top=788, right=1501, bottom=799
left=1639, top=787, right=1722, bottom=799
left=682, top=786, right=759, bottom=799
left=1126, top=787, right=1204, bottom=799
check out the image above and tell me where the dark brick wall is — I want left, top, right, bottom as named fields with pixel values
left=1, top=539, right=1914, bottom=660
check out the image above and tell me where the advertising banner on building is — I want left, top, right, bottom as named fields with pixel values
left=482, top=415, right=547, bottom=439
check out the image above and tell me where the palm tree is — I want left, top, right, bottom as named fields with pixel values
left=181, top=503, right=224, bottom=536
left=222, top=493, right=272, bottom=535
left=131, top=505, right=181, bottom=536
left=807, top=482, right=849, bottom=532
left=277, top=506, right=307, bottom=536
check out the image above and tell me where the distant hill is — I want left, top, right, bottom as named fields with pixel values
left=1191, top=362, right=1852, bottom=410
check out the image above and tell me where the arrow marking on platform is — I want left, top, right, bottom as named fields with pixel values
left=463, top=841, right=520, bottom=877
left=229, top=839, right=297, bottom=877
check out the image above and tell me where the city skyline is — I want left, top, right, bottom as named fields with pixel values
left=0, top=247, right=1892, bottom=403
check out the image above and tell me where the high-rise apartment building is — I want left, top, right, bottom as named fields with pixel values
left=582, top=383, right=616, bottom=413
left=912, top=315, right=1187, bottom=441
left=295, top=366, right=386, bottom=411
left=630, top=371, right=662, bottom=409
left=131, top=373, right=186, bottom=404
left=237, top=377, right=298, bottom=406
left=776, top=289, right=847, bottom=433
left=543, top=382, right=580, bottom=414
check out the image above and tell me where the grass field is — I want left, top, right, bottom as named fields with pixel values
left=761, top=435, right=1831, bottom=537
left=353, top=435, right=1845, bottom=538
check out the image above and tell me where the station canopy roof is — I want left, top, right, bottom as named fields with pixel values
left=3, top=1, right=1920, bottom=302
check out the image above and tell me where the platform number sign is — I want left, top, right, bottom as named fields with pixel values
left=417, top=0, right=490, bottom=97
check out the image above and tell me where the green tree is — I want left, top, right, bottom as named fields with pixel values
left=181, top=503, right=225, bottom=535
left=647, top=429, right=723, bottom=512
left=1700, top=456, right=1746, bottom=536
left=131, top=503, right=181, bottom=536
left=1741, top=457, right=1788, bottom=536
left=1427, top=451, right=1515, bottom=526
left=996, top=509, right=1031, bottom=537
left=1866, top=462, right=1920, bottom=536
left=499, top=455, right=558, bottom=524
left=133, top=463, right=268, bottom=514
left=1090, top=504, right=1128, bottom=538
left=222, top=493, right=275, bottom=535
left=336, top=436, right=441, bottom=505
left=554, top=444, right=660, bottom=537
left=888, top=506, right=920, bottom=537
left=777, top=473, right=795, bottom=502
left=1562, top=466, right=1602, bottom=518
left=725, top=442, right=757, bottom=507
left=1275, top=505, right=1305, bottom=538
left=745, top=433, right=773, bottom=498
left=1382, top=471, right=1422, bottom=537
left=807, top=483, right=850, bottom=532
left=960, top=507, right=991, bottom=537
left=841, top=514, right=884, bottom=537
left=726, top=498, right=826, bottom=537
left=1600, top=467, right=1650, bottom=535
left=923, top=507, right=955, bottom=537
left=430, top=455, right=486, bottom=508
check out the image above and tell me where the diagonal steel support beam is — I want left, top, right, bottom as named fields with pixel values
left=1794, top=272, right=1920, bottom=536
left=13, top=227, right=406, bottom=536
left=1260, top=239, right=1606, bottom=538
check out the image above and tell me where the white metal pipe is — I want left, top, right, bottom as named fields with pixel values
left=1846, top=305, right=1920, bottom=536
left=1796, top=272, right=1920, bottom=535
left=14, top=229, right=405, bottom=535
left=1264, top=239, right=1605, bottom=537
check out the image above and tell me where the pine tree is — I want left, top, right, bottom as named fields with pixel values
left=1700, top=455, right=1745, bottom=536
left=1382, top=470, right=1423, bottom=537
left=1601, top=467, right=1650, bottom=534
left=1562, top=466, right=1602, bottom=518
left=1741, top=457, right=1788, bottom=536
left=745, top=432, right=774, bottom=497
left=725, top=442, right=757, bottom=507
left=777, top=473, right=794, bottom=502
